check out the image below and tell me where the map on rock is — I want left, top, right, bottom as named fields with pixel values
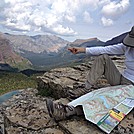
left=69, top=85, right=134, bottom=133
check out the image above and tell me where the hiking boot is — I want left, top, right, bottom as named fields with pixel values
left=46, top=99, right=77, bottom=121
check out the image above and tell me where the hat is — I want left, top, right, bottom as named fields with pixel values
left=123, top=26, right=134, bottom=47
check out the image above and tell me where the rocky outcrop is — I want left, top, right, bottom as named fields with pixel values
left=0, top=88, right=63, bottom=134
left=37, top=62, right=92, bottom=99
left=37, top=56, right=125, bottom=99
left=2, top=88, right=133, bottom=134
left=0, top=88, right=106, bottom=134
left=0, top=56, right=133, bottom=134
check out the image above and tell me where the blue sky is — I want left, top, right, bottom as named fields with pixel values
left=0, top=0, right=134, bottom=42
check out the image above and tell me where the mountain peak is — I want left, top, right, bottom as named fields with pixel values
left=68, top=37, right=100, bottom=47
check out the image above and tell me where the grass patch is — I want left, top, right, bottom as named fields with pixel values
left=0, top=71, right=37, bottom=95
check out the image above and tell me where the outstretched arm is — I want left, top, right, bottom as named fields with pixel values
left=68, top=44, right=125, bottom=56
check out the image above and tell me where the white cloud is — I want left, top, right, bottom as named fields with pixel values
left=83, top=11, right=93, bottom=23
left=53, top=24, right=77, bottom=35
left=2, top=0, right=80, bottom=36
left=98, top=0, right=110, bottom=5
left=101, top=17, right=113, bottom=26
left=102, top=0, right=130, bottom=19
left=0, top=0, right=132, bottom=36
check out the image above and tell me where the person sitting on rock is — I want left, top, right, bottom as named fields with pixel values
left=46, top=26, right=134, bottom=121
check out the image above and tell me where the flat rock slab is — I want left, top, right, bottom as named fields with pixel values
left=6, top=126, right=65, bottom=134
left=59, top=117, right=105, bottom=134
left=3, top=89, right=53, bottom=130
left=119, top=110, right=134, bottom=132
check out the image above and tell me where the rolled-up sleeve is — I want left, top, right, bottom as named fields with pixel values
left=86, top=43, right=126, bottom=56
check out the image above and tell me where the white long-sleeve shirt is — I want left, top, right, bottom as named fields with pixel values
left=86, top=44, right=134, bottom=83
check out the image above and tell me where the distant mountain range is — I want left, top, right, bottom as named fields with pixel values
left=0, top=31, right=126, bottom=71
left=2, top=32, right=69, bottom=53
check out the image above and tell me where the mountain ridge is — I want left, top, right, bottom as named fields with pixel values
left=0, top=31, right=106, bottom=70
left=0, top=31, right=127, bottom=70
left=1, top=32, right=69, bottom=53
left=0, top=35, right=32, bottom=70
